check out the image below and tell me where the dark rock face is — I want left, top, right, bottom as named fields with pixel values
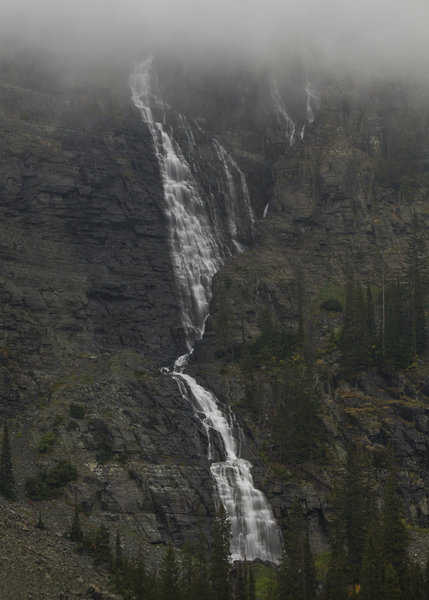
left=0, top=60, right=186, bottom=410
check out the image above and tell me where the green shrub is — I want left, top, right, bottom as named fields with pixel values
left=37, top=432, right=58, bottom=454
left=319, top=298, right=343, bottom=312
left=96, top=444, right=114, bottom=465
left=69, top=404, right=85, bottom=419
left=25, top=460, right=78, bottom=501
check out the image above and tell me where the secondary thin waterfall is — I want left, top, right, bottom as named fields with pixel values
left=131, top=58, right=282, bottom=563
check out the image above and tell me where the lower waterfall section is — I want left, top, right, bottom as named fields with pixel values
left=131, top=57, right=282, bottom=563
left=174, top=372, right=282, bottom=563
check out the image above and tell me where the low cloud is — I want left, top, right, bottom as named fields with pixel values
left=1, top=0, right=428, bottom=79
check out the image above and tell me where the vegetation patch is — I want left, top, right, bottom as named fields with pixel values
left=37, top=431, right=58, bottom=454
left=25, top=460, right=78, bottom=500
left=69, top=403, right=86, bottom=419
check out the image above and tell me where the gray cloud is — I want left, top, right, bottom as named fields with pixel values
left=1, top=0, right=428, bottom=78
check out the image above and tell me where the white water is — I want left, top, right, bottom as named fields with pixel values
left=271, top=77, right=296, bottom=147
left=131, top=57, right=281, bottom=563
left=175, top=372, right=282, bottom=562
left=131, top=58, right=224, bottom=347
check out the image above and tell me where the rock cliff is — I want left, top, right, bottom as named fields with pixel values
left=0, top=50, right=428, bottom=578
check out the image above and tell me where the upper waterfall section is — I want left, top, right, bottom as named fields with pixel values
left=130, top=57, right=254, bottom=349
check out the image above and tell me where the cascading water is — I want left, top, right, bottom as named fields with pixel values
left=131, top=57, right=282, bottom=563
left=300, top=82, right=319, bottom=139
left=271, top=77, right=296, bottom=147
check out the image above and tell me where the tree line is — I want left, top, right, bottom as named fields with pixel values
left=339, top=222, right=427, bottom=377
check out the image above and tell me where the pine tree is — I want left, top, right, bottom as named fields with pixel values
left=69, top=506, right=83, bottom=543
left=324, top=483, right=349, bottom=600
left=342, top=445, right=375, bottom=582
left=35, top=512, right=46, bottom=530
left=406, top=215, right=427, bottom=355
left=115, top=530, right=123, bottom=572
left=359, top=514, right=383, bottom=600
left=383, top=563, right=401, bottom=600
left=0, top=422, right=15, bottom=500
left=93, top=523, right=111, bottom=565
left=383, top=281, right=413, bottom=370
left=324, top=522, right=349, bottom=600
left=160, top=541, right=181, bottom=600
left=366, top=283, right=378, bottom=362
left=277, top=501, right=316, bottom=600
left=236, top=561, right=247, bottom=600
left=248, top=566, right=256, bottom=600
left=210, top=504, right=232, bottom=600
left=406, top=562, right=425, bottom=600
left=132, top=548, right=148, bottom=600
left=339, top=275, right=371, bottom=376
left=380, top=458, right=408, bottom=579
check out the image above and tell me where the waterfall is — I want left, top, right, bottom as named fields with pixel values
left=131, top=57, right=282, bottom=563
left=271, top=77, right=296, bottom=147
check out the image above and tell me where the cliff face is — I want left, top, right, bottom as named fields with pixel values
left=0, top=55, right=186, bottom=413
left=0, top=51, right=429, bottom=567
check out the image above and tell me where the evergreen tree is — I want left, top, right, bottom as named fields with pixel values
left=35, top=512, right=46, bottom=530
left=383, top=563, right=401, bottom=600
left=0, top=422, right=15, bottom=500
left=323, top=525, right=349, bottom=600
left=273, top=359, right=325, bottom=462
left=215, top=277, right=233, bottom=357
left=406, top=562, right=425, bottom=600
left=342, top=445, right=374, bottom=581
left=69, top=506, right=83, bottom=543
left=235, top=561, right=247, bottom=600
left=93, top=523, right=111, bottom=565
left=248, top=566, right=256, bottom=600
left=359, top=514, right=384, bottom=600
left=380, top=458, right=408, bottom=579
left=210, top=504, right=232, bottom=600
left=132, top=548, right=148, bottom=600
left=277, top=500, right=316, bottom=600
left=424, top=557, right=429, bottom=599
left=339, top=275, right=371, bottom=376
left=115, top=530, right=124, bottom=572
left=160, top=542, right=181, bottom=600
left=366, top=283, right=378, bottom=362
left=406, top=215, right=427, bottom=355
left=324, top=486, right=349, bottom=600
left=383, top=281, right=413, bottom=370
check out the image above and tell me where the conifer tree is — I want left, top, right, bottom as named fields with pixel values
left=359, top=514, right=383, bottom=600
left=339, top=275, right=370, bottom=376
left=132, top=548, right=148, bottom=600
left=210, top=504, right=232, bottom=600
left=0, top=421, right=15, bottom=500
left=115, top=530, right=123, bottom=572
left=366, top=283, right=377, bottom=362
left=324, top=522, right=349, bottom=600
left=160, top=541, right=181, bottom=600
left=406, top=215, right=427, bottom=355
left=406, top=562, right=425, bottom=600
left=424, top=558, right=429, bottom=599
left=248, top=566, right=256, bottom=600
left=277, top=500, right=316, bottom=600
left=380, top=458, right=408, bottom=579
left=69, top=506, right=83, bottom=543
left=342, top=445, right=374, bottom=581
left=236, top=561, right=247, bottom=600
left=93, top=523, right=111, bottom=565
left=383, top=563, right=401, bottom=600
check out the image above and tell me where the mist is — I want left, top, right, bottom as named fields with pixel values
left=1, top=0, right=428, bottom=80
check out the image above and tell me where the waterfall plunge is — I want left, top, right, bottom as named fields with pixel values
left=131, top=57, right=281, bottom=563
